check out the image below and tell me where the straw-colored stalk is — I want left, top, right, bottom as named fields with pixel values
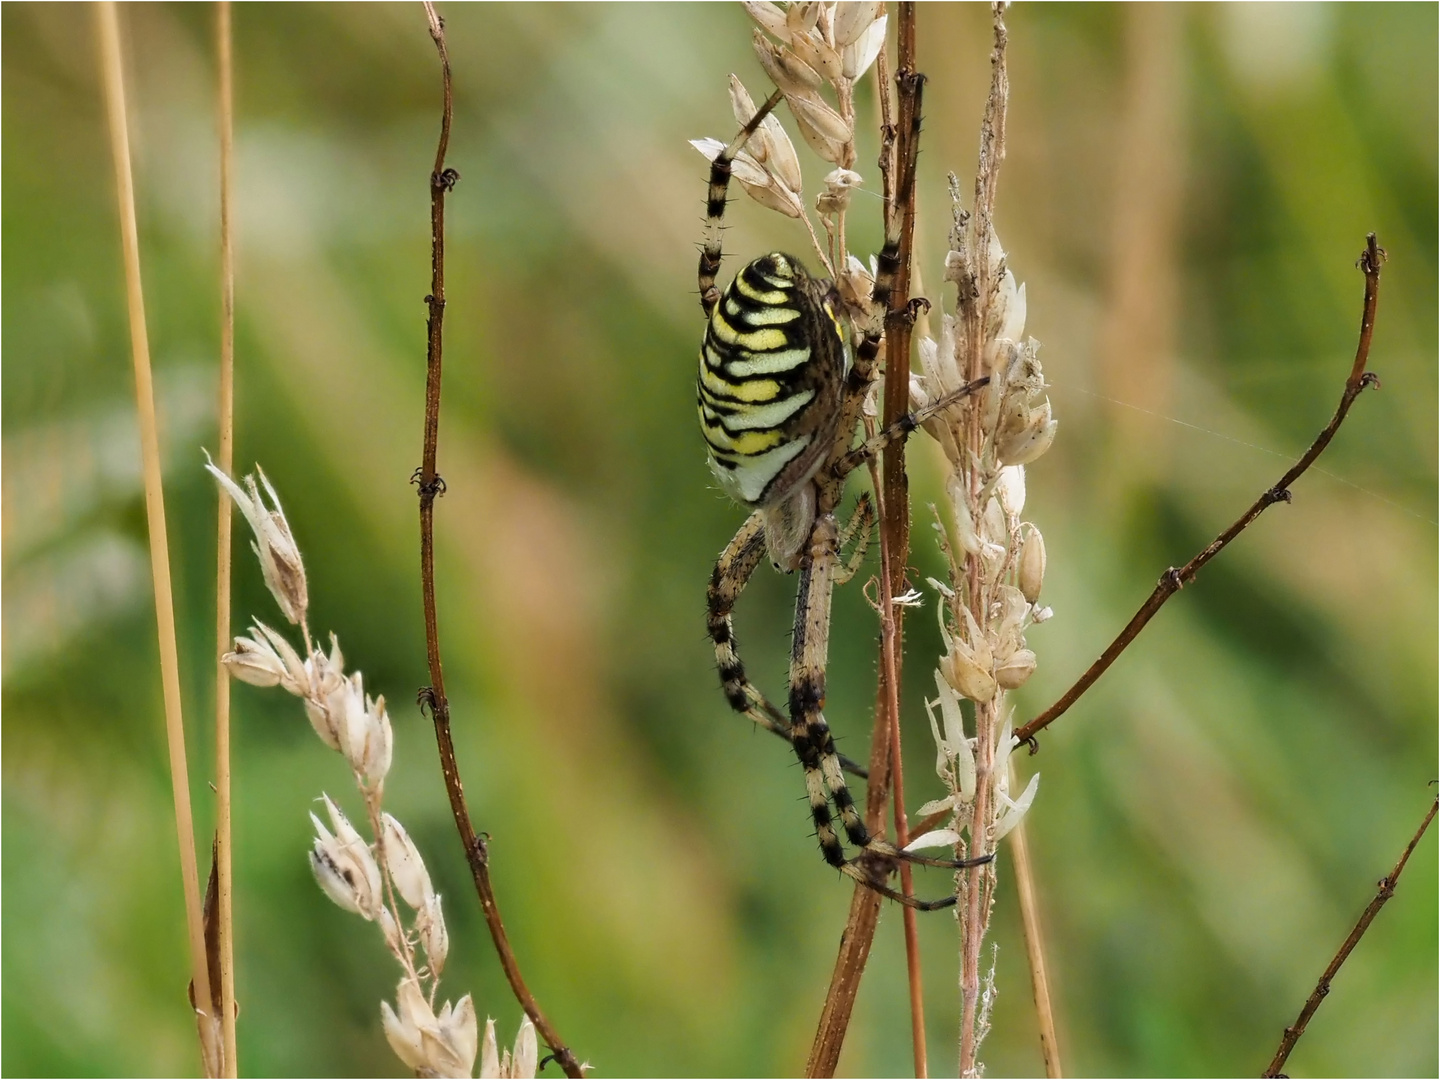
left=96, top=4, right=220, bottom=1072
left=213, top=2, right=239, bottom=1074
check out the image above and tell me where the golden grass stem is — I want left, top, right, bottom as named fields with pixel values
left=1009, top=796, right=1061, bottom=1076
left=214, top=2, right=239, bottom=1074
left=97, top=3, right=217, bottom=1069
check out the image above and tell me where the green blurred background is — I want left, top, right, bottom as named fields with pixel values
left=4, top=3, right=1435, bottom=1076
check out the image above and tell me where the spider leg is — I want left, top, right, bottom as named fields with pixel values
left=708, top=510, right=869, bottom=778
left=698, top=88, right=784, bottom=317
left=791, top=515, right=992, bottom=908
left=833, top=376, right=991, bottom=481
left=832, top=493, right=874, bottom=587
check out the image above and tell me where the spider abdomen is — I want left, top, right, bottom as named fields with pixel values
left=697, top=253, right=845, bottom=509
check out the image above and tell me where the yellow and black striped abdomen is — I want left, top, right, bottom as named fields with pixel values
left=698, top=253, right=845, bottom=508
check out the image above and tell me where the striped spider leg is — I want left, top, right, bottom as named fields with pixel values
left=696, top=100, right=990, bottom=910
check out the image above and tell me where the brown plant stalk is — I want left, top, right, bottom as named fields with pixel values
left=806, top=6, right=927, bottom=1075
left=413, top=5, right=583, bottom=1076
left=97, top=4, right=219, bottom=1072
left=213, top=2, right=239, bottom=1074
left=1017, top=234, right=1386, bottom=748
left=1262, top=795, right=1436, bottom=1077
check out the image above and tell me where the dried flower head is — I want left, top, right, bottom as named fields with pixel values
left=480, top=1016, right=539, bottom=1080
left=309, top=794, right=383, bottom=920
left=205, top=455, right=308, bottom=625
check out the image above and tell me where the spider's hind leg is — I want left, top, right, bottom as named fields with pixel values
left=791, top=515, right=992, bottom=910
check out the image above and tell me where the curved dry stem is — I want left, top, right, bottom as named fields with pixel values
left=1017, top=234, right=1386, bottom=748
left=414, top=6, right=584, bottom=1076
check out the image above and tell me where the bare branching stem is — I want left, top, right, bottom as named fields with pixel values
left=1016, top=234, right=1386, bottom=748
left=414, top=7, right=582, bottom=1076
left=214, top=3, right=239, bottom=1074
left=1262, top=795, right=1436, bottom=1077
left=98, top=5, right=218, bottom=1072
left=806, top=8, right=927, bottom=1075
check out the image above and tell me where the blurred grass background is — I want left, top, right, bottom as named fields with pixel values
left=3, top=3, right=1435, bottom=1076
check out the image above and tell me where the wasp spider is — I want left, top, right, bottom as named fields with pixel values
left=698, top=95, right=989, bottom=911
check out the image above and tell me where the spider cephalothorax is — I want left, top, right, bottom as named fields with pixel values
left=697, top=97, right=990, bottom=910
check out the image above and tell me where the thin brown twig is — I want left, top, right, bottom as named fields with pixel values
left=1262, top=795, right=1436, bottom=1078
left=97, top=5, right=218, bottom=1072
left=805, top=7, right=927, bottom=1075
left=213, top=2, right=239, bottom=1074
left=1016, top=234, right=1386, bottom=748
left=413, top=6, right=583, bottom=1076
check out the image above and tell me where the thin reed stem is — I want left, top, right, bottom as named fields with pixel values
left=1263, top=795, right=1436, bottom=1077
left=98, top=4, right=218, bottom=1072
left=806, top=8, right=927, bottom=1075
left=213, top=2, right=238, bottom=1075
left=413, top=6, right=582, bottom=1076
left=1016, top=234, right=1386, bottom=748
left=1009, top=801, right=1061, bottom=1077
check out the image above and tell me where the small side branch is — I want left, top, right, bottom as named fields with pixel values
left=1017, top=234, right=1386, bottom=748
left=414, top=6, right=582, bottom=1076
left=1262, top=795, right=1436, bottom=1078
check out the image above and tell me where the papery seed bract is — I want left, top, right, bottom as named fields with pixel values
left=381, top=813, right=433, bottom=909
left=753, top=30, right=824, bottom=94
left=205, top=456, right=308, bottom=625
left=833, top=1, right=882, bottom=47
left=420, top=892, right=449, bottom=977
left=729, top=75, right=803, bottom=194
left=841, top=13, right=887, bottom=80
left=742, top=0, right=789, bottom=41
left=1018, top=526, right=1046, bottom=603
left=785, top=90, right=852, bottom=164
left=222, top=633, right=289, bottom=688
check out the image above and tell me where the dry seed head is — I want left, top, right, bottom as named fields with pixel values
left=690, top=137, right=804, bottom=219
left=996, top=464, right=1026, bottom=517
left=787, top=23, right=844, bottom=83
left=205, top=456, right=308, bottom=625
left=309, top=795, right=383, bottom=919
left=837, top=253, right=875, bottom=316
left=840, top=12, right=886, bottom=79
left=1018, top=526, right=1046, bottom=603
left=223, top=630, right=293, bottom=690
left=382, top=978, right=478, bottom=1079
left=419, top=892, right=449, bottom=977
left=742, top=0, right=789, bottom=40
left=753, top=29, right=824, bottom=94
left=833, top=1, right=881, bottom=46
left=816, top=167, right=862, bottom=216
left=941, top=606, right=997, bottom=703
left=381, top=813, right=434, bottom=909
left=996, top=396, right=1057, bottom=466
left=480, top=1017, right=539, bottom=1080
left=728, top=75, right=803, bottom=193
left=994, top=647, right=1037, bottom=690
left=783, top=89, right=852, bottom=164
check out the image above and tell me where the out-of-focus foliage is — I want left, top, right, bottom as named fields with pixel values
left=3, top=3, right=1434, bottom=1076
